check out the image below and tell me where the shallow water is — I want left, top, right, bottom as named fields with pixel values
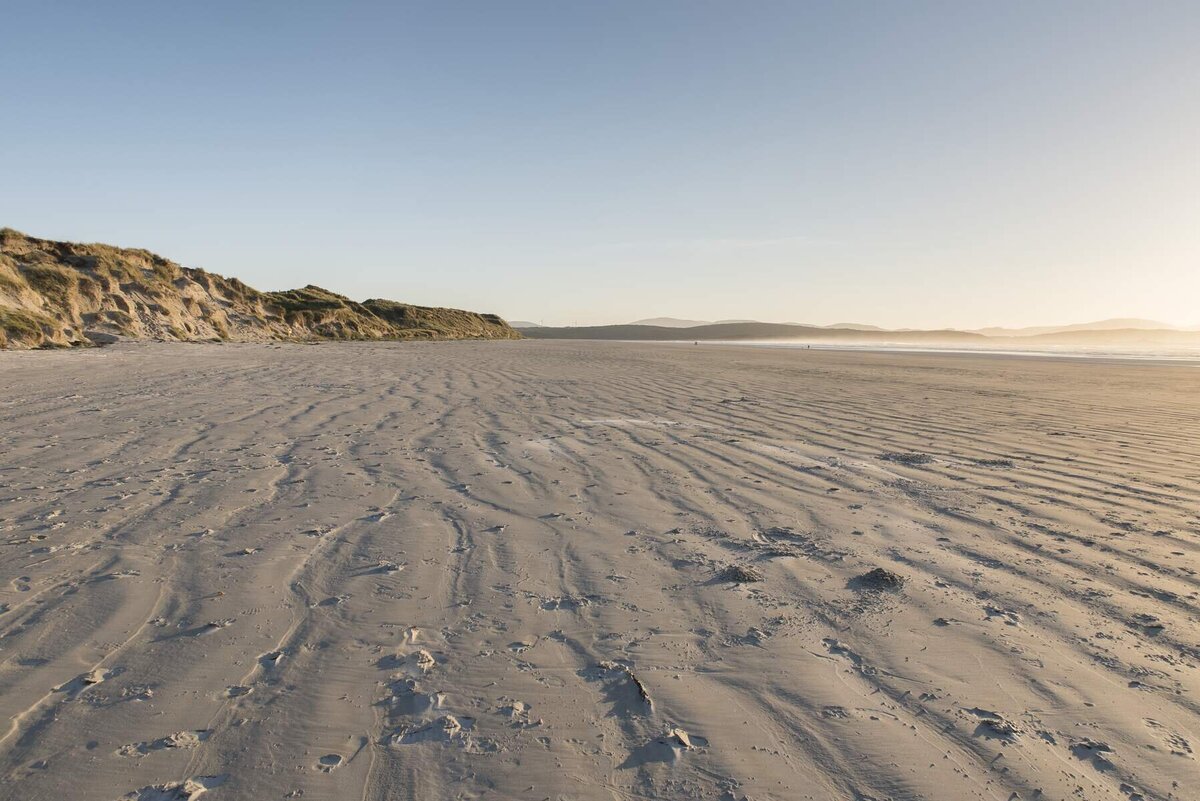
left=693, top=339, right=1200, bottom=363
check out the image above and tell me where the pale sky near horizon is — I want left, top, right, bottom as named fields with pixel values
left=3, top=1, right=1197, bottom=328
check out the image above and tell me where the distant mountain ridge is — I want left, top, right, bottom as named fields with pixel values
left=825, top=322, right=885, bottom=331
left=628, top=317, right=714, bottom=327
left=522, top=322, right=988, bottom=343
left=521, top=315, right=1196, bottom=339
left=970, top=318, right=1185, bottom=336
left=0, top=229, right=519, bottom=349
left=520, top=320, right=1200, bottom=346
left=628, top=317, right=891, bottom=330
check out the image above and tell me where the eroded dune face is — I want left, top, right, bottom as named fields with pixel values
left=0, top=228, right=519, bottom=349
left=0, top=341, right=1198, bottom=801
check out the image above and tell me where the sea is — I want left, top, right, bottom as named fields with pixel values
left=688, top=340, right=1200, bottom=364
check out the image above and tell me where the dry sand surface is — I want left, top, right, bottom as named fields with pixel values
left=1, top=340, right=1198, bottom=801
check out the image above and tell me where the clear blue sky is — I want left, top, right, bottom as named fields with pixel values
left=3, top=1, right=1197, bottom=328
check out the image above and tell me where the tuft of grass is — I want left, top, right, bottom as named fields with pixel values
left=22, top=264, right=78, bottom=301
left=0, top=269, right=25, bottom=294
left=0, top=307, right=56, bottom=347
left=267, top=285, right=354, bottom=313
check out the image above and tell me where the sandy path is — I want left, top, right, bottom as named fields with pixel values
left=0, top=341, right=1197, bottom=801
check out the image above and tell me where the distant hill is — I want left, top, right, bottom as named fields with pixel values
left=1026, top=328, right=1200, bottom=346
left=510, top=321, right=543, bottom=328
left=0, top=229, right=519, bottom=349
left=604, top=316, right=1192, bottom=336
left=629, top=317, right=767, bottom=327
left=824, top=322, right=884, bottom=331
left=972, top=318, right=1179, bottom=337
left=521, top=321, right=987, bottom=343
left=520, top=320, right=1200, bottom=348
left=628, top=317, right=713, bottom=327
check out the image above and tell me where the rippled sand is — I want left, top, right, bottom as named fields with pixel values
left=1, top=341, right=1197, bottom=801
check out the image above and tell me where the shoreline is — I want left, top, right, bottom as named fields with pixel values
left=526, top=337, right=1200, bottom=365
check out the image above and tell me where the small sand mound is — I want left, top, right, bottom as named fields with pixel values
left=852, top=567, right=905, bottom=591
left=716, top=564, right=764, bottom=583
left=411, top=649, right=437, bottom=673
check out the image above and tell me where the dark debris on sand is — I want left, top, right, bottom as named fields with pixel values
left=973, top=457, right=1016, bottom=468
left=850, top=567, right=905, bottom=591
left=880, top=451, right=935, bottom=465
left=717, top=564, right=765, bottom=583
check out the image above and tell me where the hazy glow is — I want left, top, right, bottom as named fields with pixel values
left=2, top=1, right=1197, bottom=328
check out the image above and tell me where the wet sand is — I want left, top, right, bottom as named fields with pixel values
left=1, top=340, right=1197, bottom=801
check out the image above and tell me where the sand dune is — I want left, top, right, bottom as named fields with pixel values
left=0, top=229, right=518, bottom=349
left=1, top=341, right=1198, bottom=800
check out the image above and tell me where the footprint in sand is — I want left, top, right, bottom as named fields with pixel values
left=497, top=699, right=540, bottom=727
left=379, top=649, right=437, bottom=674
left=316, top=753, right=344, bottom=772
left=983, top=606, right=1021, bottom=626
left=962, top=707, right=1022, bottom=741
left=260, top=648, right=287, bottom=666
left=508, top=638, right=537, bottom=653
left=1070, top=739, right=1117, bottom=771
left=384, top=678, right=446, bottom=717
left=119, top=774, right=227, bottom=800
left=389, top=715, right=498, bottom=752
left=117, top=730, right=210, bottom=757
left=196, top=619, right=236, bottom=636
left=583, top=661, right=654, bottom=714
left=56, top=667, right=119, bottom=696
left=1144, top=718, right=1194, bottom=758
left=822, top=638, right=877, bottom=676
left=620, top=727, right=708, bottom=767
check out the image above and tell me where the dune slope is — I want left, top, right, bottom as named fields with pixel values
left=0, top=229, right=518, bottom=348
